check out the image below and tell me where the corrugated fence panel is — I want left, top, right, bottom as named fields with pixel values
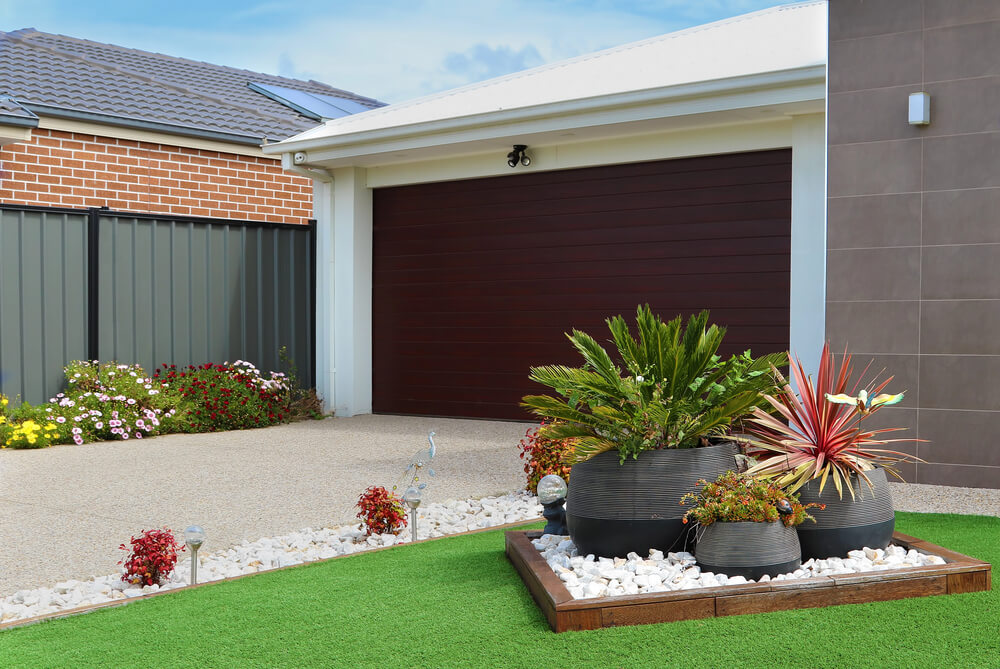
left=0, top=208, right=89, bottom=404
left=96, top=214, right=313, bottom=387
left=0, top=205, right=313, bottom=406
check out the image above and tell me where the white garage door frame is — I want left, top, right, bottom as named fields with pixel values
left=303, top=113, right=825, bottom=417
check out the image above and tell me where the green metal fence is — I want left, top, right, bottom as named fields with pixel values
left=0, top=204, right=315, bottom=405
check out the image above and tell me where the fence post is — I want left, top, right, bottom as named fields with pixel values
left=86, top=207, right=104, bottom=361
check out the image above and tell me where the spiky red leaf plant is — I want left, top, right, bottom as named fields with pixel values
left=743, top=342, right=922, bottom=500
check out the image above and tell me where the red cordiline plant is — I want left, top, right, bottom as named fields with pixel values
left=356, top=485, right=408, bottom=536
left=119, top=528, right=185, bottom=586
left=680, top=471, right=822, bottom=527
left=517, top=422, right=574, bottom=493
left=743, top=343, right=922, bottom=500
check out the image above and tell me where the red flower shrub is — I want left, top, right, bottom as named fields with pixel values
left=517, top=422, right=574, bottom=493
left=356, top=486, right=408, bottom=536
left=153, top=361, right=289, bottom=432
left=118, top=528, right=184, bottom=586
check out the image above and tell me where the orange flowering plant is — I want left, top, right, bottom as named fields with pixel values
left=680, top=471, right=822, bottom=527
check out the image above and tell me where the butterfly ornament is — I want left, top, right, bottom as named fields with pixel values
left=825, top=388, right=904, bottom=415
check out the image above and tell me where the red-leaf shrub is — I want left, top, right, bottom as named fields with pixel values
left=517, top=422, right=574, bottom=493
left=118, top=528, right=185, bottom=586
left=356, top=486, right=408, bottom=536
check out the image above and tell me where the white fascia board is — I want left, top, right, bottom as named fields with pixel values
left=0, top=126, right=33, bottom=146
left=262, top=65, right=825, bottom=163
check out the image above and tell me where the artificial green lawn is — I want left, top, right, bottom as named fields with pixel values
left=1, top=512, right=997, bottom=668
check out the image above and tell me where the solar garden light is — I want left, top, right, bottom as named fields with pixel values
left=184, top=525, right=206, bottom=586
left=402, top=486, right=422, bottom=543
left=537, top=474, right=569, bottom=536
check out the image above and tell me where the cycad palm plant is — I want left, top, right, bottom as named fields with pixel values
left=521, top=306, right=785, bottom=464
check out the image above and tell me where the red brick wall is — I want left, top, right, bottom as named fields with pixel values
left=0, top=128, right=312, bottom=224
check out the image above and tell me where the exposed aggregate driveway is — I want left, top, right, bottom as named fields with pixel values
left=0, top=415, right=528, bottom=594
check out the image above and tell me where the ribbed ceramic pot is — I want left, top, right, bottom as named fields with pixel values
left=695, top=521, right=801, bottom=580
left=565, top=442, right=738, bottom=559
left=795, top=466, right=895, bottom=560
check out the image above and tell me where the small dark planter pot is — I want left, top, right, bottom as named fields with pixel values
left=695, top=521, right=801, bottom=580
left=565, top=442, right=738, bottom=559
left=795, top=466, right=895, bottom=560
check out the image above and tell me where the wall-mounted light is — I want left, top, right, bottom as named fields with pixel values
left=507, top=145, right=530, bottom=168
left=908, top=92, right=930, bottom=126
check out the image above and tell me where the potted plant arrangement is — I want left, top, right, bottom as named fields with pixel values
left=681, top=471, right=822, bottom=580
left=521, top=305, right=785, bottom=558
left=743, top=343, right=922, bottom=560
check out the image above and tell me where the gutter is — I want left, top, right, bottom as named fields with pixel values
left=0, top=114, right=39, bottom=129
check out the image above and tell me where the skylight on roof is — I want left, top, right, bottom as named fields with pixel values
left=249, top=82, right=371, bottom=120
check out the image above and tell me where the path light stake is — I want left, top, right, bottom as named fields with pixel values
left=402, top=486, right=422, bottom=543
left=184, top=525, right=206, bottom=586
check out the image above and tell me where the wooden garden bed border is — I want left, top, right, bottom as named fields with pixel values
left=505, top=530, right=992, bottom=632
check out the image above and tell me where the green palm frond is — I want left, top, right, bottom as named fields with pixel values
left=566, top=329, right=621, bottom=385
left=520, top=304, right=787, bottom=463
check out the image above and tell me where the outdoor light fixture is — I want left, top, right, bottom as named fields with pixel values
left=506, top=144, right=530, bottom=168
left=402, top=486, right=422, bottom=543
left=537, top=474, right=568, bottom=536
left=908, top=92, right=930, bottom=125
left=184, top=525, right=206, bottom=586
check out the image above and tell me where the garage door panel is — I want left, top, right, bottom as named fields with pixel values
left=381, top=307, right=790, bottom=331
left=376, top=274, right=790, bottom=310
left=378, top=205, right=792, bottom=246
left=376, top=321, right=791, bottom=346
left=377, top=231, right=789, bottom=270
left=373, top=149, right=791, bottom=419
left=377, top=168, right=791, bottom=217
left=375, top=182, right=792, bottom=233
left=376, top=151, right=793, bottom=212
left=377, top=217, right=789, bottom=266
left=379, top=243, right=790, bottom=284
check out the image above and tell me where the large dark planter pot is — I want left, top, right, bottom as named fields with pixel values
left=796, top=466, right=895, bottom=560
left=565, top=442, right=738, bottom=559
left=695, top=521, right=801, bottom=580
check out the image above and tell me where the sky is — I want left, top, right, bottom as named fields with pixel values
left=1, top=0, right=789, bottom=104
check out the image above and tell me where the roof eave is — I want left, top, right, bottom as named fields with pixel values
left=23, top=103, right=269, bottom=146
left=0, top=123, right=34, bottom=146
left=263, top=64, right=826, bottom=161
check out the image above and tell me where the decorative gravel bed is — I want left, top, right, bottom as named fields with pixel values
left=531, top=533, right=948, bottom=600
left=0, top=493, right=543, bottom=624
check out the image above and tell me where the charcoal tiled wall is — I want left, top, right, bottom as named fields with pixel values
left=827, top=0, right=1000, bottom=488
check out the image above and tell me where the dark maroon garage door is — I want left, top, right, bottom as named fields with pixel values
left=372, top=149, right=791, bottom=420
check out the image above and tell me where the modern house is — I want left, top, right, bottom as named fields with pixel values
left=265, top=0, right=1000, bottom=488
left=0, top=28, right=384, bottom=223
